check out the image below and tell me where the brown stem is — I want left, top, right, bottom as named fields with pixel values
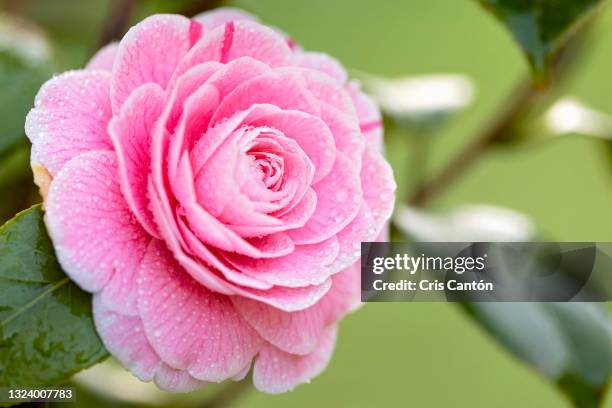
left=201, top=379, right=252, bottom=408
left=4, top=0, right=29, bottom=14
left=96, top=0, right=137, bottom=49
left=407, top=25, right=591, bottom=208
left=180, top=0, right=224, bottom=17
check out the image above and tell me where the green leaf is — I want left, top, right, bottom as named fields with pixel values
left=0, top=205, right=108, bottom=394
left=463, top=302, right=611, bottom=408
left=477, top=0, right=605, bottom=83
left=0, top=14, right=54, bottom=159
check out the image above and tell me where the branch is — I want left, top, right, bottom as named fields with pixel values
left=409, top=79, right=536, bottom=207
left=180, top=0, right=224, bottom=17
left=407, top=27, right=591, bottom=208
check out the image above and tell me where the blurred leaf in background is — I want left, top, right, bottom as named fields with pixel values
left=0, top=13, right=53, bottom=158
left=464, top=302, right=612, bottom=408
left=478, top=0, right=605, bottom=84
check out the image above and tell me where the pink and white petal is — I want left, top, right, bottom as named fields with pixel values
left=157, top=178, right=326, bottom=308
left=210, top=70, right=320, bottom=125
left=319, top=104, right=364, bottom=167
left=231, top=363, right=252, bottom=381
left=154, top=364, right=207, bottom=393
left=45, top=151, right=150, bottom=296
left=278, top=67, right=355, bottom=115
left=224, top=237, right=339, bottom=288
left=164, top=61, right=222, bottom=132
left=177, top=217, right=274, bottom=290
left=232, top=297, right=326, bottom=356
left=361, top=147, right=396, bottom=233
left=167, top=83, right=219, bottom=185
left=111, top=14, right=192, bottom=112
left=230, top=187, right=317, bottom=238
left=288, top=154, right=362, bottom=245
left=320, top=262, right=362, bottom=321
left=172, top=20, right=291, bottom=81
left=26, top=70, right=112, bottom=175
left=232, top=278, right=332, bottom=313
left=348, top=81, right=384, bottom=151
left=220, top=134, right=313, bottom=226
left=193, top=7, right=258, bottom=29
left=253, top=325, right=338, bottom=394
left=92, top=295, right=160, bottom=382
left=173, top=155, right=294, bottom=259
left=190, top=104, right=280, bottom=176
left=167, top=237, right=333, bottom=312
left=248, top=110, right=336, bottom=183
left=206, top=56, right=271, bottom=101
left=232, top=263, right=357, bottom=356
left=99, top=253, right=144, bottom=316
left=293, top=52, right=347, bottom=84
left=109, top=83, right=165, bottom=238
left=138, top=240, right=263, bottom=382
left=86, top=42, right=119, bottom=71
left=329, top=203, right=375, bottom=271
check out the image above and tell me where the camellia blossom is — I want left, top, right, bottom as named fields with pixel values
left=25, top=8, right=395, bottom=393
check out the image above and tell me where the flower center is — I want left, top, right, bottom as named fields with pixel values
left=248, top=145, right=285, bottom=191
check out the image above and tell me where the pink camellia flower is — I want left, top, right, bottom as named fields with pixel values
left=25, top=8, right=395, bottom=393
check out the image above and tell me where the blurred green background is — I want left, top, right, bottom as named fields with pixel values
left=1, top=0, right=611, bottom=407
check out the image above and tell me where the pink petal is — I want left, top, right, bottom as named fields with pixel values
left=329, top=203, right=375, bottom=271
left=190, top=104, right=280, bottom=176
left=163, top=61, right=222, bottom=132
left=111, top=14, right=192, bottom=112
left=319, top=104, right=364, bottom=167
left=293, top=52, right=347, bottom=84
left=248, top=110, right=336, bottom=184
left=289, top=153, right=362, bottom=244
left=93, top=295, right=160, bottom=381
left=210, top=70, right=320, bottom=125
left=280, top=67, right=355, bottom=115
left=348, top=81, right=384, bottom=151
left=172, top=20, right=291, bottom=81
left=154, top=364, right=207, bottom=393
left=137, top=240, right=263, bottom=382
left=94, top=296, right=206, bottom=391
left=361, top=147, right=396, bottom=233
left=167, top=83, right=219, bottom=187
left=45, top=151, right=150, bottom=306
left=233, top=279, right=332, bottom=313
left=176, top=217, right=274, bottom=290
left=173, top=153, right=294, bottom=258
left=198, top=161, right=284, bottom=229
left=231, top=363, right=252, bottom=381
left=166, top=57, right=268, bottom=119
left=86, top=42, right=119, bottom=71
left=253, top=325, right=337, bottom=393
left=232, top=265, right=358, bottom=356
left=224, top=237, right=339, bottom=288
left=230, top=187, right=317, bottom=238
left=193, top=7, right=258, bottom=29
left=153, top=154, right=333, bottom=311
left=25, top=70, right=113, bottom=175
left=109, top=83, right=165, bottom=238
left=233, top=298, right=325, bottom=356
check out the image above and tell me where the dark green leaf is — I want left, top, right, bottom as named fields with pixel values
left=477, top=0, right=605, bottom=82
left=0, top=15, right=54, bottom=158
left=463, top=302, right=611, bottom=408
left=0, top=205, right=108, bottom=395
